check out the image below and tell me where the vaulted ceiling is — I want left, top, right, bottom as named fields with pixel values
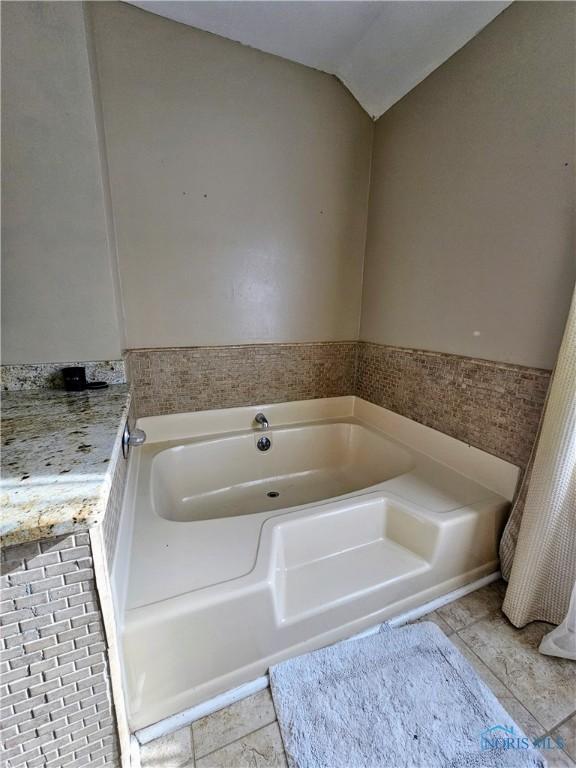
left=127, top=1, right=511, bottom=119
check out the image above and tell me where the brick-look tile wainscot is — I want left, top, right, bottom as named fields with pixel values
left=125, top=342, right=358, bottom=418
left=356, top=342, right=550, bottom=468
left=0, top=535, right=120, bottom=767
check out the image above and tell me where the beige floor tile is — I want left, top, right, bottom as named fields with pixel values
left=196, top=722, right=287, bottom=768
left=411, top=610, right=455, bottom=635
left=539, top=747, right=576, bottom=767
left=436, top=580, right=507, bottom=631
left=140, top=726, right=194, bottom=768
left=424, top=629, right=547, bottom=744
left=459, top=615, right=576, bottom=731
left=497, top=695, right=546, bottom=738
left=552, top=715, right=576, bottom=762
left=193, top=689, right=277, bottom=759
left=449, top=633, right=510, bottom=697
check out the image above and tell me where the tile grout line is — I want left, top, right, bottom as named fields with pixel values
left=434, top=603, right=575, bottom=756
left=541, top=713, right=576, bottom=768
left=193, top=719, right=280, bottom=763
left=430, top=602, right=575, bottom=760
left=441, top=602, right=506, bottom=635
left=453, top=624, right=550, bottom=734
left=544, top=709, right=576, bottom=736
left=190, top=722, right=196, bottom=767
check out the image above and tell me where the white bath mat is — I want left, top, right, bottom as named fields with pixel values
left=270, top=623, right=545, bottom=768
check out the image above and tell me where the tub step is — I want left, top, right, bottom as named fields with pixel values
left=273, top=496, right=436, bottom=623
left=277, top=538, right=430, bottom=622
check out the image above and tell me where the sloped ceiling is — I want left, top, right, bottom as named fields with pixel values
left=127, top=1, right=511, bottom=119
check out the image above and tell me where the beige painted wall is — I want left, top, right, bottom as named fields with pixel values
left=90, top=3, right=373, bottom=349
left=4, top=2, right=572, bottom=368
left=360, top=2, right=575, bottom=370
left=1, top=2, right=123, bottom=364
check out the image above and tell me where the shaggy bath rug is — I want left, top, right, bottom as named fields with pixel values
left=270, top=623, right=546, bottom=768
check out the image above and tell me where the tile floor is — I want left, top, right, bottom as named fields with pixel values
left=139, top=581, right=576, bottom=767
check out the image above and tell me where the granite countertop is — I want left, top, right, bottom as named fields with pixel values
left=1, top=385, right=131, bottom=547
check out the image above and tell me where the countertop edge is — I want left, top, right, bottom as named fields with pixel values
left=1, top=391, right=132, bottom=549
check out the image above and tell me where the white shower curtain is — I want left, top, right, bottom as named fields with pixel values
left=499, top=286, right=576, bottom=630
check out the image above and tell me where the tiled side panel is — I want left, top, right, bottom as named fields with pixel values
left=102, top=449, right=128, bottom=571
left=125, top=342, right=358, bottom=418
left=102, top=399, right=134, bottom=569
left=356, top=342, right=550, bottom=468
left=0, top=535, right=119, bottom=767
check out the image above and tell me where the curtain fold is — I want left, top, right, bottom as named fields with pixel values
left=499, top=288, right=576, bottom=628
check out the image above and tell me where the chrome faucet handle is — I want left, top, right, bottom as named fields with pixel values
left=254, top=412, right=269, bottom=429
left=129, top=428, right=147, bottom=446
left=122, top=423, right=147, bottom=459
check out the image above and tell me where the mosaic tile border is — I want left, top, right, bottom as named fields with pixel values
left=126, top=341, right=550, bottom=469
left=356, top=342, right=550, bottom=468
left=125, top=342, right=358, bottom=419
left=1, top=360, right=126, bottom=392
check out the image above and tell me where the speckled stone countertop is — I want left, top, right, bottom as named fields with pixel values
left=1, top=385, right=131, bottom=546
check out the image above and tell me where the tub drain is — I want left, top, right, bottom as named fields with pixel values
left=267, top=491, right=280, bottom=498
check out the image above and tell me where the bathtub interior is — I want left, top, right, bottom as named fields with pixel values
left=125, top=415, right=510, bottom=609
left=151, top=421, right=414, bottom=522
left=116, top=396, right=520, bottom=731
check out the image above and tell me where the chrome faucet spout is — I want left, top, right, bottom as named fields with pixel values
left=254, top=412, right=269, bottom=430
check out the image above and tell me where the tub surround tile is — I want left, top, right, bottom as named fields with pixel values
left=126, top=341, right=549, bottom=469
left=356, top=342, right=550, bottom=468
left=436, top=580, right=508, bottom=631
left=1, top=359, right=126, bottom=391
left=1, top=385, right=131, bottom=546
left=458, top=616, right=576, bottom=731
left=195, top=722, right=288, bottom=768
left=125, top=342, right=357, bottom=418
left=193, top=689, right=277, bottom=759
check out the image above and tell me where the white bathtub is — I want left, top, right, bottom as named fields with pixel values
left=117, top=396, right=519, bottom=731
